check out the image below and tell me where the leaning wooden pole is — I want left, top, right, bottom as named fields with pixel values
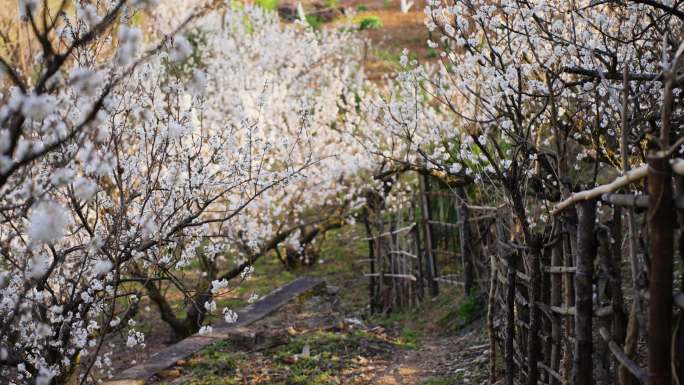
left=573, top=199, right=597, bottom=385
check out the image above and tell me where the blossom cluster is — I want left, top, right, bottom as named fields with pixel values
left=0, top=1, right=372, bottom=383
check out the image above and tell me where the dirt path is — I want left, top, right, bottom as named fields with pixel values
left=371, top=330, right=489, bottom=385
left=146, top=275, right=489, bottom=385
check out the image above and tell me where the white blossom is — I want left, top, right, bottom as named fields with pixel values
left=28, top=201, right=70, bottom=245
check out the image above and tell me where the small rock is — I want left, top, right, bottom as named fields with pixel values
left=175, top=359, right=188, bottom=367
left=307, top=296, right=323, bottom=307
left=282, top=355, right=299, bottom=365
left=326, top=285, right=340, bottom=295
left=301, top=344, right=311, bottom=358
left=344, top=317, right=364, bottom=328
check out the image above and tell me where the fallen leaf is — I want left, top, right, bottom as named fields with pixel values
left=158, top=368, right=182, bottom=379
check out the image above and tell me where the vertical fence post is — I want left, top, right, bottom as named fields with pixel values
left=561, top=215, right=576, bottom=382
left=411, top=196, right=424, bottom=301
left=573, top=199, right=597, bottom=385
left=418, top=171, right=439, bottom=296
left=599, top=211, right=628, bottom=385
left=609, top=207, right=628, bottom=385
left=456, top=186, right=473, bottom=295
left=376, top=219, right=385, bottom=313
left=674, top=175, right=684, bottom=384
left=550, top=233, right=563, bottom=385
left=505, top=251, right=517, bottom=385
left=647, top=155, right=675, bottom=385
left=363, top=209, right=378, bottom=314
left=527, top=242, right=542, bottom=385
left=596, top=229, right=612, bottom=385
left=487, top=253, right=497, bottom=385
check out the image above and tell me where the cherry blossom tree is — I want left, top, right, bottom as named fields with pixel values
left=0, top=0, right=320, bottom=383
left=355, top=0, right=684, bottom=383
left=128, top=4, right=374, bottom=339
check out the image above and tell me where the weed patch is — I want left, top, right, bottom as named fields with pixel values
left=438, top=294, right=483, bottom=332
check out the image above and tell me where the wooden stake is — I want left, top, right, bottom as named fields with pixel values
left=418, top=170, right=439, bottom=296
left=572, top=199, right=597, bottom=385
left=647, top=155, right=675, bottom=385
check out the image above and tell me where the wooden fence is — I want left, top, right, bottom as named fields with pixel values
left=484, top=160, right=683, bottom=385
left=361, top=172, right=492, bottom=313
left=362, top=163, right=684, bottom=385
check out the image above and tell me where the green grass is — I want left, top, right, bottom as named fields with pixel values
left=438, top=294, right=483, bottom=332
left=397, top=326, right=418, bottom=349
left=273, top=329, right=394, bottom=384
left=191, top=340, right=237, bottom=376
left=358, top=15, right=383, bottom=30
left=256, top=0, right=279, bottom=11
left=306, top=15, right=324, bottom=29
left=184, top=326, right=397, bottom=384
left=166, top=341, right=239, bottom=384
left=370, top=307, right=420, bottom=328
left=208, top=226, right=365, bottom=324
left=373, top=48, right=418, bottom=68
